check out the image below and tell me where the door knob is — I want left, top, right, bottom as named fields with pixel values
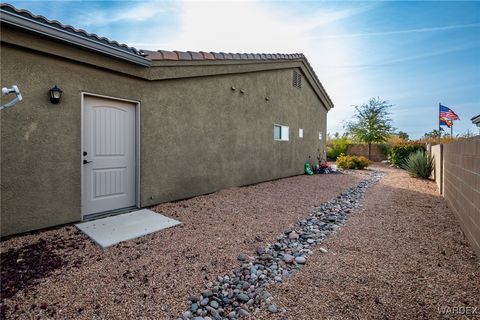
left=83, top=159, right=92, bottom=164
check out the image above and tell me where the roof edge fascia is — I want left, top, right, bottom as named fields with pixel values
left=0, top=7, right=152, bottom=67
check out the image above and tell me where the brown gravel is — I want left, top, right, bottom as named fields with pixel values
left=254, top=165, right=480, bottom=320
left=1, top=172, right=363, bottom=319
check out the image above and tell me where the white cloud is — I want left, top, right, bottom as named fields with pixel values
left=81, top=2, right=175, bottom=26
left=314, top=22, right=480, bottom=39
left=160, top=1, right=311, bottom=53
left=135, top=1, right=373, bottom=52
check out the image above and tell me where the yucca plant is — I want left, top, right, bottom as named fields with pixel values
left=402, top=150, right=433, bottom=178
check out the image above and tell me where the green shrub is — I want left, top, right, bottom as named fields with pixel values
left=354, top=156, right=371, bottom=169
left=388, top=143, right=425, bottom=166
left=336, top=154, right=354, bottom=169
left=336, top=154, right=371, bottom=169
left=402, top=150, right=433, bottom=179
left=327, top=136, right=349, bottom=160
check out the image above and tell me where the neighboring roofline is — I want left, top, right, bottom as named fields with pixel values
left=0, top=3, right=151, bottom=67
left=471, top=114, right=480, bottom=123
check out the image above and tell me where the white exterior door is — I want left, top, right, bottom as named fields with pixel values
left=82, top=96, right=136, bottom=217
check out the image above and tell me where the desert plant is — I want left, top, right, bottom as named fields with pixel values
left=336, top=154, right=371, bottom=169
left=353, top=155, right=371, bottom=169
left=402, top=150, right=433, bottom=179
left=388, top=143, right=425, bottom=166
left=336, top=154, right=355, bottom=169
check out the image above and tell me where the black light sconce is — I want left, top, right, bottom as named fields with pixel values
left=49, top=85, right=63, bottom=104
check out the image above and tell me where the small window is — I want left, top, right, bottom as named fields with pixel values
left=319, top=132, right=323, bottom=140
left=274, top=124, right=289, bottom=141
left=274, top=125, right=281, bottom=140
left=299, top=128, right=304, bottom=138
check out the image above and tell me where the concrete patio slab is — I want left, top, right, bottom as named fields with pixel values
left=75, top=209, right=181, bottom=248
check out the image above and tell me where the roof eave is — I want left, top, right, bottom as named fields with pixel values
left=0, top=8, right=151, bottom=67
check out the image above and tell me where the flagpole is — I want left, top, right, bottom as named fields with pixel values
left=451, top=122, right=453, bottom=137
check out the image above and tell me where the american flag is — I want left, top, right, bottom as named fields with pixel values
left=439, top=104, right=460, bottom=120
left=439, top=116, right=453, bottom=127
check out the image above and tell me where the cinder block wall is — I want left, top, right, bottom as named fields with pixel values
left=443, top=136, right=480, bottom=257
left=346, top=144, right=387, bottom=162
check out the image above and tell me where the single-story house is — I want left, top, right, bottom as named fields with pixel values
left=0, top=3, right=333, bottom=237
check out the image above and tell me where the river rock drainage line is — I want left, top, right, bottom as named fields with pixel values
left=179, top=170, right=384, bottom=320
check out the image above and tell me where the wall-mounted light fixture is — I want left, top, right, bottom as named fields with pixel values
left=49, top=85, right=63, bottom=104
left=240, top=89, right=245, bottom=94
left=231, top=86, right=236, bottom=91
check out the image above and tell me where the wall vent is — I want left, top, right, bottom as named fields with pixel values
left=292, top=70, right=302, bottom=89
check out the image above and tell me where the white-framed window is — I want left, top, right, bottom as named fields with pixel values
left=274, top=124, right=289, bottom=141
left=319, top=132, right=323, bottom=140
left=299, top=128, right=304, bottom=138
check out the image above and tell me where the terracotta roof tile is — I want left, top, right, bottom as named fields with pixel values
left=223, top=53, right=234, bottom=60
left=212, top=52, right=224, bottom=60
left=188, top=51, right=204, bottom=60
left=141, top=50, right=163, bottom=60
left=174, top=51, right=192, bottom=60
left=157, top=50, right=177, bottom=60
left=200, top=52, right=215, bottom=60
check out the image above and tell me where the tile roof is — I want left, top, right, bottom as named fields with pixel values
left=0, top=3, right=333, bottom=107
left=142, top=50, right=333, bottom=107
left=141, top=50, right=306, bottom=61
left=141, top=50, right=332, bottom=105
left=0, top=3, right=144, bottom=57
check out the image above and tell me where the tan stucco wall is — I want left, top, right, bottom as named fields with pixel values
left=140, top=69, right=326, bottom=205
left=1, top=34, right=328, bottom=236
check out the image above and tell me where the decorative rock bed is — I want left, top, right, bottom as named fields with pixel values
left=179, top=170, right=383, bottom=320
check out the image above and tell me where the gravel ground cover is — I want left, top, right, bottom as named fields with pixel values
left=1, top=171, right=363, bottom=319
left=253, top=165, right=480, bottom=320
left=177, top=170, right=383, bottom=319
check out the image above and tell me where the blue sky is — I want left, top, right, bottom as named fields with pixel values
left=8, top=1, right=480, bottom=138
